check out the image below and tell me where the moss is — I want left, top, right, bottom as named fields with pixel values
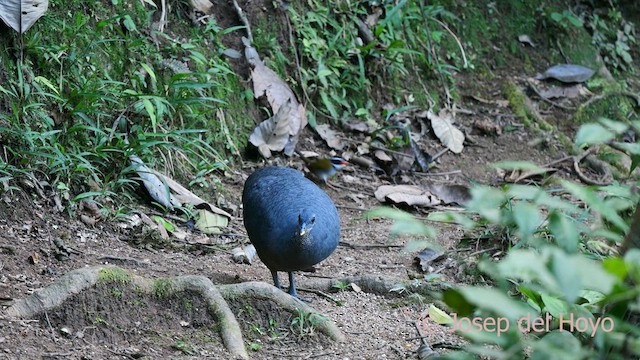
left=572, top=88, right=635, bottom=125
left=98, top=268, right=131, bottom=284
left=557, top=28, right=601, bottom=69
left=153, top=278, right=174, bottom=298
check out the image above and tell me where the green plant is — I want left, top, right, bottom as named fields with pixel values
left=290, top=308, right=328, bottom=337
left=587, top=9, right=636, bottom=72
left=0, top=0, right=250, bottom=213
left=549, top=10, right=584, bottom=30
left=382, top=117, right=640, bottom=358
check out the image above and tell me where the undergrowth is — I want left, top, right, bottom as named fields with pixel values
left=0, top=0, right=253, bottom=213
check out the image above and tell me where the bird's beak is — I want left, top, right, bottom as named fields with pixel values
left=299, top=223, right=311, bottom=237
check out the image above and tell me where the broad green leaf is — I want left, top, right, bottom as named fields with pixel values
left=574, top=123, right=615, bottom=146
left=548, top=211, right=579, bottom=252
left=541, top=292, right=568, bottom=317
left=531, top=331, right=586, bottom=360
left=512, top=202, right=541, bottom=241
left=458, top=286, right=533, bottom=320
left=562, top=181, right=628, bottom=232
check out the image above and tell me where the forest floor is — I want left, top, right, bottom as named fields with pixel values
left=1, top=1, right=635, bottom=359
left=0, top=87, right=574, bottom=359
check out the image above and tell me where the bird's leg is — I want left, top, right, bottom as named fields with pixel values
left=271, top=270, right=281, bottom=289
left=288, top=272, right=312, bottom=302
left=287, top=271, right=297, bottom=297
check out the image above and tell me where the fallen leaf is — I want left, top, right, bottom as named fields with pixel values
left=374, top=149, right=393, bottom=162
left=315, top=124, right=344, bottom=150
left=473, top=119, right=502, bottom=135
left=248, top=99, right=292, bottom=158
left=130, top=155, right=180, bottom=210
left=0, top=0, right=49, bottom=33
left=424, top=183, right=471, bottom=206
left=244, top=37, right=307, bottom=156
left=195, top=209, right=228, bottom=235
left=428, top=109, right=465, bottom=153
left=428, top=304, right=453, bottom=325
left=517, top=34, right=536, bottom=47
left=232, top=244, right=257, bottom=264
left=538, top=85, right=582, bottom=99
left=344, top=120, right=371, bottom=133
left=374, top=185, right=440, bottom=207
left=350, top=283, right=362, bottom=293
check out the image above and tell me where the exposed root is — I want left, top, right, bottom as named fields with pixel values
left=3, top=265, right=350, bottom=358
left=218, top=281, right=346, bottom=342
left=5, top=265, right=248, bottom=359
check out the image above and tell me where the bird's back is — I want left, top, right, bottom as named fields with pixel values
left=242, top=166, right=340, bottom=271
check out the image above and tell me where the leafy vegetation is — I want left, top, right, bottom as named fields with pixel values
left=377, top=117, right=640, bottom=358
left=0, top=0, right=253, bottom=213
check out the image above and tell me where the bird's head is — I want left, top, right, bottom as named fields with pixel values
left=297, top=209, right=316, bottom=238
left=328, top=157, right=349, bottom=170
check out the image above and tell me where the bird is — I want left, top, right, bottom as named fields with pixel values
left=295, top=151, right=349, bottom=186
left=242, top=166, right=340, bottom=300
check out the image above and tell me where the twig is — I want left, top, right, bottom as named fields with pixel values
left=468, top=246, right=500, bottom=257
left=414, top=169, right=462, bottom=177
left=370, top=144, right=414, bottom=158
left=431, top=148, right=449, bottom=161
left=582, top=90, right=640, bottom=109
left=296, top=287, right=341, bottom=305
left=526, top=79, right=575, bottom=110
left=231, top=0, right=253, bottom=42
left=96, top=255, right=150, bottom=267
left=335, top=205, right=368, bottom=211
left=339, top=241, right=404, bottom=249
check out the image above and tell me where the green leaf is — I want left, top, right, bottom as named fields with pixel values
left=518, top=285, right=544, bottom=310
left=458, top=286, right=533, bottom=320
left=574, top=123, right=615, bottom=146
left=541, top=292, right=568, bottom=317
left=531, top=331, right=585, bottom=360
left=319, top=91, right=339, bottom=119
left=512, top=202, right=541, bottom=241
left=153, top=215, right=175, bottom=232
left=443, top=289, right=475, bottom=317
left=548, top=211, right=579, bottom=252
left=602, top=257, right=628, bottom=280
left=562, top=181, right=628, bottom=232
left=428, top=304, right=453, bottom=325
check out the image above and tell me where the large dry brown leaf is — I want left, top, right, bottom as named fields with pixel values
left=0, top=0, right=48, bottom=33
left=243, top=37, right=307, bottom=157
left=315, top=124, right=344, bottom=150
left=374, top=185, right=441, bottom=207
left=248, top=99, right=292, bottom=158
left=428, top=109, right=465, bottom=153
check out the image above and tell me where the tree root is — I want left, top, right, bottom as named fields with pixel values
left=4, top=265, right=348, bottom=359
left=218, top=282, right=345, bottom=342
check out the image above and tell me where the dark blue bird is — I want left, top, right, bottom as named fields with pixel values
left=242, top=166, right=340, bottom=299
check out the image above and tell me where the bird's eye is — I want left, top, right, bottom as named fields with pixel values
left=310, top=216, right=316, bottom=224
